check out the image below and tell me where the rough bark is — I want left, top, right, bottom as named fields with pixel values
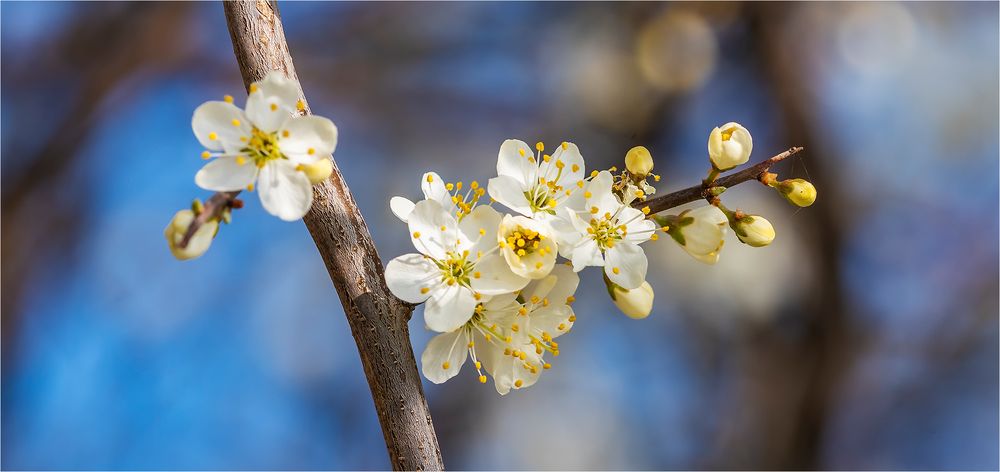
left=222, top=2, right=444, bottom=469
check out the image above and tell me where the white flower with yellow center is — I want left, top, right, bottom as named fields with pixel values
left=665, top=204, right=728, bottom=264
left=389, top=172, right=486, bottom=223
left=192, top=71, right=337, bottom=221
left=562, top=171, right=658, bottom=289
left=487, top=139, right=586, bottom=219
left=708, top=122, right=752, bottom=171
left=385, top=199, right=529, bottom=332
left=497, top=214, right=558, bottom=279
left=420, top=264, right=578, bottom=394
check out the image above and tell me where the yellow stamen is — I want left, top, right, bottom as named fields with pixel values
left=223, top=95, right=234, bottom=103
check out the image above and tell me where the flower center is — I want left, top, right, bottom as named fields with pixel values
left=503, top=226, right=546, bottom=258
left=436, top=250, right=475, bottom=286
left=586, top=215, right=626, bottom=251
left=243, top=127, right=283, bottom=167
left=720, top=126, right=737, bottom=141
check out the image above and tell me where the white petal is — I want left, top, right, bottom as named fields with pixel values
left=544, top=141, right=585, bottom=188
left=408, top=199, right=459, bottom=260
left=470, top=252, right=529, bottom=295
left=528, top=305, right=574, bottom=339
left=482, top=292, right=519, bottom=314
left=585, top=171, right=620, bottom=216
left=496, top=139, right=535, bottom=185
left=538, top=264, right=579, bottom=306
left=389, top=196, right=415, bottom=223
left=424, top=284, right=476, bottom=332
left=194, top=156, right=257, bottom=192
left=490, top=341, right=541, bottom=395
left=279, top=115, right=338, bottom=164
left=421, top=329, right=469, bottom=384
left=258, top=160, right=313, bottom=221
left=605, top=241, right=647, bottom=289
left=385, top=253, right=437, bottom=303
left=570, top=238, right=604, bottom=271
left=421, top=172, right=458, bottom=214
left=458, top=205, right=502, bottom=254
left=487, top=175, right=532, bottom=217
left=625, top=215, right=658, bottom=244
left=245, top=72, right=300, bottom=132
left=192, top=101, right=250, bottom=153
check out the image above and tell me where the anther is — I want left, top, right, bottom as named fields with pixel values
left=223, top=95, right=234, bottom=103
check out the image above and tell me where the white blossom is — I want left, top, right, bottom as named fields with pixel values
left=559, top=171, right=657, bottom=289
left=385, top=200, right=528, bottom=332
left=487, top=139, right=586, bottom=220
left=193, top=71, right=337, bottom=221
left=708, top=122, right=752, bottom=171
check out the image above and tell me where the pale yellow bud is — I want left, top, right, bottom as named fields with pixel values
left=778, top=178, right=817, bottom=207
left=625, top=145, right=654, bottom=176
left=297, top=158, right=333, bottom=184
left=610, top=280, right=655, bottom=319
left=707, top=122, right=752, bottom=170
left=733, top=215, right=775, bottom=247
left=164, top=210, right=218, bottom=260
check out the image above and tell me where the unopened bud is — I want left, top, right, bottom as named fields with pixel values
left=164, top=209, right=218, bottom=260
left=608, top=279, right=654, bottom=319
left=732, top=215, right=775, bottom=247
left=297, top=158, right=334, bottom=184
left=625, top=146, right=654, bottom=176
left=708, top=122, right=752, bottom=171
left=777, top=179, right=816, bottom=207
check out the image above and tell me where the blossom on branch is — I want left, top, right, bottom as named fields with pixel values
left=193, top=71, right=337, bottom=221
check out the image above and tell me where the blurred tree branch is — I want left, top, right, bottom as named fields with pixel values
left=221, top=2, right=443, bottom=470
left=1, top=3, right=193, bottom=370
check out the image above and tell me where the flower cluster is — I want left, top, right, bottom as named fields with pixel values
left=164, top=77, right=817, bottom=394
left=388, top=124, right=817, bottom=393
left=165, top=72, right=338, bottom=259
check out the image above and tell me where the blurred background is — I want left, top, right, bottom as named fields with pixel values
left=2, top=2, right=997, bottom=470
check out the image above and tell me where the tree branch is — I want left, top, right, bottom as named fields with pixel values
left=179, top=191, right=240, bottom=247
left=636, top=146, right=804, bottom=214
left=221, top=1, right=443, bottom=469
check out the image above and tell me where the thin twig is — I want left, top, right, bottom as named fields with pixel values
left=636, top=146, right=804, bottom=214
left=178, top=191, right=240, bottom=248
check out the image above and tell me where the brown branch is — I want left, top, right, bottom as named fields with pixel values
left=221, top=1, right=443, bottom=470
left=179, top=191, right=240, bottom=248
left=636, top=146, right=804, bottom=214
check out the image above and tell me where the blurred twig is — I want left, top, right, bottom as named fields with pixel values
left=221, top=2, right=443, bottom=470
left=638, top=146, right=803, bottom=214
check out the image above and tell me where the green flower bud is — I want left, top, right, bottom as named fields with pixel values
left=607, top=278, right=655, bottom=319
left=777, top=179, right=817, bottom=207
left=732, top=215, right=775, bottom=247
left=165, top=209, right=218, bottom=260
